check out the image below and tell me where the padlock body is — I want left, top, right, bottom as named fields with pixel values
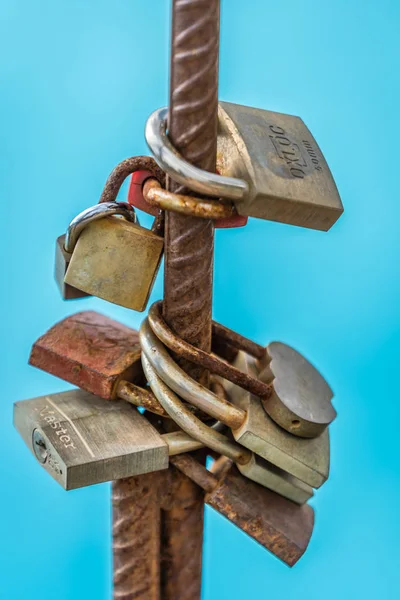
left=14, top=389, right=169, bottom=490
left=29, top=311, right=144, bottom=399
left=55, top=234, right=90, bottom=300
left=206, top=464, right=314, bottom=567
left=225, top=352, right=330, bottom=488
left=218, top=102, right=343, bottom=230
left=64, top=217, right=163, bottom=311
left=260, top=341, right=336, bottom=438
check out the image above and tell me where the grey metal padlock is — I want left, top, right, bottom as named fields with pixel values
left=14, top=389, right=168, bottom=489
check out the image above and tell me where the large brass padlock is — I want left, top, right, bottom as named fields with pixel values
left=217, top=102, right=343, bottom=230
left=146, top=103, right=343, bottom=231
left=64, top=203, right=164, bottom=311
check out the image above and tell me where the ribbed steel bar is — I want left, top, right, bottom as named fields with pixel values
left=163, top=0, right=220, bottom=383
left=112, top=473, right=162, bottom=600
left=160, top=1, right=220, bottom=599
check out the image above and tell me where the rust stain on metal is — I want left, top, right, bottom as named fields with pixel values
left=163, top=0, right=220, bottom=386
left=113, top=472, right=163, bottom=600
left=150, top=2, right=222, bottom=599
left=29, top=311, right=144, bottom=399
left=159, top=463, right=205, bottom=600
left=144, top=179, right=236, bottom=220
left=117, top=380, right=170, bottom=419
left=212, top=321, right=266, bottom=360
left=148, top=301, right=272, bottom=399
left=206, top=465, right=314, bottom=567
left=99, top=156, right=165, bottom=205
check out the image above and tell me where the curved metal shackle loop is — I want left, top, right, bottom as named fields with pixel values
left=139, top=318, right=246, bottom=430
left=98, top=155, right=166, bottom=204
left=141, top=352, right=251, bottom=465
left=64, top=202, right=138, bottom=254
left=145, top=107, right=249, bottom=201
left=148, top=301, right=272, bottom=399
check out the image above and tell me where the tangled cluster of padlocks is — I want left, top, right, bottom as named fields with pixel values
left=14, top=101, right=343, bottom=566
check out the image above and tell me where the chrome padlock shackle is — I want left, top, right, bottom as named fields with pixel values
left=64, top=201, right=138, bottom=254
left=145, top=106, right=249, bottom=201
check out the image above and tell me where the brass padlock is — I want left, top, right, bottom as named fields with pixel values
left=226, top=351, right=330, bottom=488
left=218, top=102, right=343, bottom=230
left=146, top=103, right=343, bottom=231
left=140, top=320, right=330, bottom=489
left=55, top=201, right=138, bottom=300
left=63, top=203, right=164, bottom=311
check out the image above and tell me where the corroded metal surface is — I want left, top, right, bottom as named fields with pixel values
left=148, top=301, right=272, bottom=399
left=99, top=156, right=165, bottom=205
left=212, top=321, right=266, bottom=360
left=159, top=464, right=205, bottom=600
left=113, top=473, right=163, bottom=600
left=156, top=2, right=221, bottom=599
left=117, top=380, right=170, bottom=418
left=163, top=0, right=220, bottom=385
left=206, top=464, right=315, bottom=567
left=171, top=454, right=315, bottom=567
left=143, top=178, right=236, bottom=220
left=29, top=311, right=143, bottom=399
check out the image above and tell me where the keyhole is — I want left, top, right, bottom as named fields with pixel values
left=32, top=429, right=48, bottom=464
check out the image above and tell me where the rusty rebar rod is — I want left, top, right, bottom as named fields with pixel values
left=159, top=2, right=220, bottom=599
left=112, top=473, right=162, bottom=600
left=112, top=2, right=220, bottom=598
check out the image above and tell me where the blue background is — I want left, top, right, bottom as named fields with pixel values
left=1, top=0, right=399, bottom=598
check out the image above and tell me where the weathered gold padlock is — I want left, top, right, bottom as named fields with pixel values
left=64, top=202, right=164, bottom=311
left=55, top=201, right=137, bottom=300
left=146, top=103, right=343, bottom=231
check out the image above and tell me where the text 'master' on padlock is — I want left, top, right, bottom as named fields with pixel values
left=217, top=101, right=343, bottom=231
left=14, top=389, right=169, bottom=490
left=29, top=311, right=144, bottom=399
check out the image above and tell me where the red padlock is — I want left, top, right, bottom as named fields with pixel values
left=128, top=171, right=248, bottom=228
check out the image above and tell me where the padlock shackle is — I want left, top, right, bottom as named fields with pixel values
left=99, top=155, right=165, bottom=204
left=140, top=318, right=246, bottom=429
left=64, top=202, right=137, bottom=254
left=148, top=301, right=272, bottom=398
left=145, top=107, right=249, bottom=201
left=141, top=352, right=251, bottom=465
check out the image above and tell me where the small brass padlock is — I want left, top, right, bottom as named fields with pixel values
left=64, top=203, right=164, bottom=311
left=55, top=201, right=138, bottom=300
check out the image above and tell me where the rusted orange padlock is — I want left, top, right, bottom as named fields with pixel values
left=128, top=170, right=248, bottom=228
